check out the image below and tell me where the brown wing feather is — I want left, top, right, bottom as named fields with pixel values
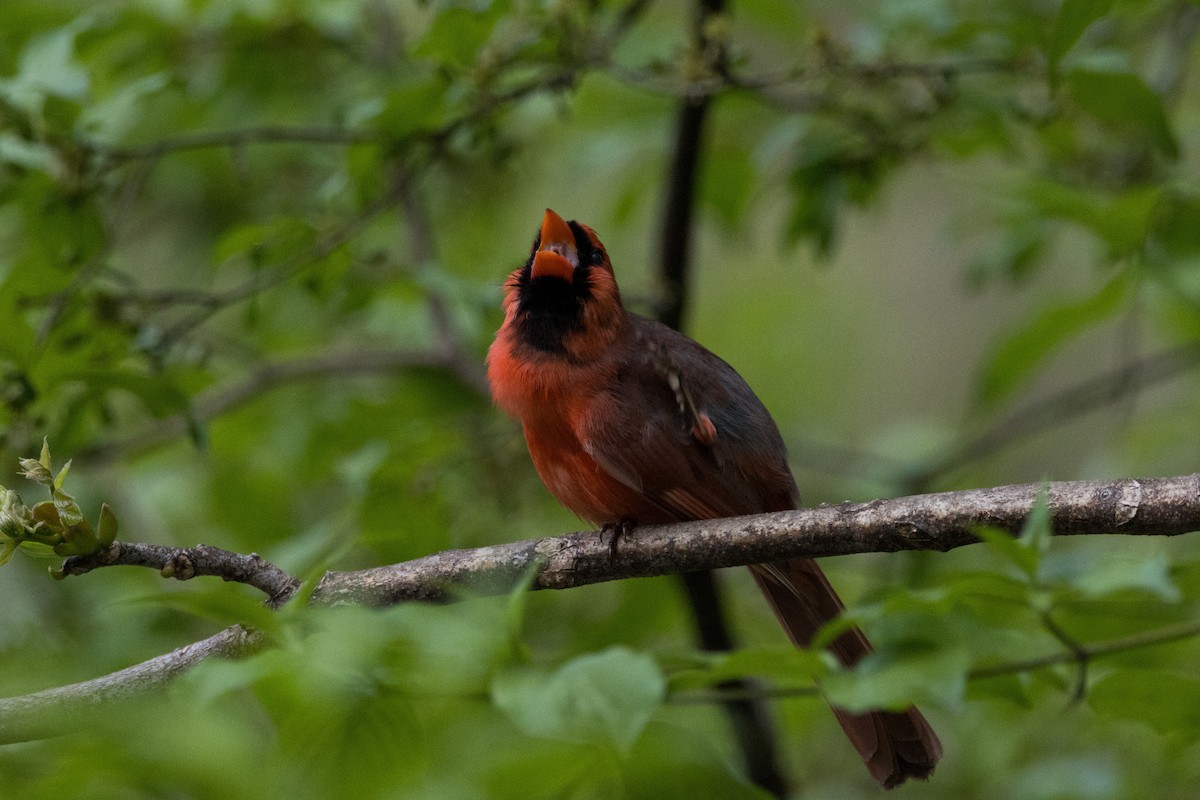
left=582, top=316, right=799, bottom=523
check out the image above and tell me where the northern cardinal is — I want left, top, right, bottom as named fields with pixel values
left=487, top=209, right=942, bottom=788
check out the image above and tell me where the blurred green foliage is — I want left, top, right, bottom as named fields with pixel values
left=2, top=0, right=1200, bottom=797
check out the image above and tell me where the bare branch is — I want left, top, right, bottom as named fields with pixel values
left=59, top=542, right=300, bottom=607
left=312, top=474, right=1200, bottom=605
left=0, top=626, right=260, bottom=744
left=1, top=472, right=1198, bottom=744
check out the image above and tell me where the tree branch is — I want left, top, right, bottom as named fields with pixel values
left=6, top=473, right=1194, bottom=744
left=59, top=542, right=300, bottom=607
left=311, top=473, right=1200, bottom=604
left=0, top=625, right=260, bottom=744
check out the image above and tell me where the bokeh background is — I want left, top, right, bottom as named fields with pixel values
left=2, top=1, right=1200, bottom=798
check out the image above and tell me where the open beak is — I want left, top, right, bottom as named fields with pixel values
left=531, top=208, right=577, bottom=283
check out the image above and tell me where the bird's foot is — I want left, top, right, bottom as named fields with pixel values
left=599, top=518, right=637, bottom=565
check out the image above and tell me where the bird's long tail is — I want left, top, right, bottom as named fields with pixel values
left=748, top=558, right=943, bottom=789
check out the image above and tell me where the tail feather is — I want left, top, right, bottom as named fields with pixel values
left=748, top=559, right=943, bottom=789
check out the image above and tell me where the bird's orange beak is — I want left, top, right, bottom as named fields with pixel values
left=532, top=208, right=577, bottom=283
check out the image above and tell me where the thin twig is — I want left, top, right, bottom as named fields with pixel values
left=668, top=619, right=1200, bottom=705
left=395, top=171, right=487, bottom=389
left=612, top=56, right=1029, bottom=101
left=905, top=342, right=1200, bottom=490
left=84, top=126, right=379, bottom=165
left=1039, top=609, right=1090, bottom=704
left=158, top=172, right=413, bottom=344
left=33, top=239, right=113, bottom=352
left=83, top=345, right=485, bottom=463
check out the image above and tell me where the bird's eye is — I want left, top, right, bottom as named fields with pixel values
left=589, top=248, right=605, bottom=265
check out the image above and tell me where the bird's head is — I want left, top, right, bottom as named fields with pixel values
left=502, top=208, right=627, bottom=359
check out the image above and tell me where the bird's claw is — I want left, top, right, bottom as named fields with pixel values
left=600, top=518, right=637, bottom=565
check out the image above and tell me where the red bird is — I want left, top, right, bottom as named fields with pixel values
left=487, top=209, right=942, bottom=788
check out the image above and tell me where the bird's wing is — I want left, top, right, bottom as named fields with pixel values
left=580, top=316, right=799, bottom=523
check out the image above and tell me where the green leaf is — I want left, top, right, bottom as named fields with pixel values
left=212, top=218, right=317, bottom=268
left=52, top=520, right=99, bottom=556
left=52, top=459, right=71, bottom=491
left=1042, top=547, right=1180, bottom=600
left=492, top=647, right=665, bottom=753
left=1100, top=187, right=1163, bottom=258
left=122, top=586, right=282, bottom=638
left=668, top=646, right=826, bottom=692
left=0, top=539, right=16, bottom=568
left=30, top=500, right=61, bottom=530
left=1152, top=189, right=1200, bottom=258
left=823, top=639, right=970, bottom=712
left=0, top=289, right=38, bottom=364
left=503, top=558, right=541, bottom=655
left=6, top=21, right=91, bottom=103
left=621, top=721, right=774, bottom=800
left=0, top=133, right=60, bottom=174
left=12, top=177, right=107, bottom=275
left=967, top=219, right=1049, bottom=286
left=180, top=647, right=289, bottom=707
left=38, top=437, right=52, bottom=471
left=1018, top=182, right=1160, bottom=259
left=79, top=71, right=170, bottom=139
left=976, top=271, right=1130, bottom=408
left=785, top=123, right=889, bottom=256
left=1066, top=68, right=1178, bottom=158
left=700, top=145, right=755, bottom=229
left=97, top=503, right=118, bottom=546
left=413, top=5, right=503, bottom=69
left=967, top=671, right=1033, bottom=707
left=1018, top=486, right=1053, bottom=567
left=62, top=369, right=192, bottom=419
left=53, top=487, right=85, bottom=528
left=974, top=524, right=1039, bottom=580
left=1089, top=670, right=1200, bottom=738
left=374, top=78, right=448, bottom=142
left=1046, top=0, right=1114, bottom=75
